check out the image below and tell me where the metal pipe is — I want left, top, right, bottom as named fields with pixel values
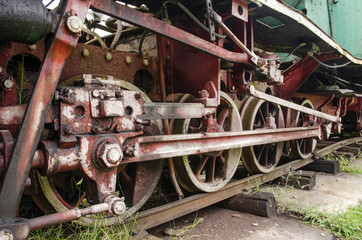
left=157, top=36, right=184, bottom=199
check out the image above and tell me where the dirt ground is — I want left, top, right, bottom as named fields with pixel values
left=144, top=158, right=362, bottom=240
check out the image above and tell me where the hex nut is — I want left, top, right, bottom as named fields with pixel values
left=92, top=90, right=100, bottom=98
left=99, top=143, right=123, bottom=168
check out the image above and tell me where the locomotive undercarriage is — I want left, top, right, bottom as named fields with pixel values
left=0, top=0, right=361, bottom=237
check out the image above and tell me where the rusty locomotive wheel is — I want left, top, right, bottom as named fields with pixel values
left=290, top=99, right=317, bottom=159
left=171, top=92, right=242, bottom=193
left=240, top=97, right=285, bottom=173
left=32, top=79, right=164, bottom=225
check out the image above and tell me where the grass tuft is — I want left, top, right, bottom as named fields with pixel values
left=281, top=202, right=362, bottom=240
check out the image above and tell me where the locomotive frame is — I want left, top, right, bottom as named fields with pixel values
left=0, top=0, right=361, bottom=238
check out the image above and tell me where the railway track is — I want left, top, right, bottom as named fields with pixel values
left=131, top=137, right=362, bottom=232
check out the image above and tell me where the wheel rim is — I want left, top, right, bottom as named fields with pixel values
left=32, top=78, right=163, bottom=225
left=240, top=97, right=284, bottom=173
left=290, top=99, right=317, bottom=159
left=172, top=92, right=242, bottom=192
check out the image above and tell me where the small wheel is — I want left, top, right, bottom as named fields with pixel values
left=32, top=79, right=163, bottom=225
left=290, top=99, right=317, bottom=159
left=240, top=97, right=285, bottom=173
left=171, top=92, right=242, bottom=193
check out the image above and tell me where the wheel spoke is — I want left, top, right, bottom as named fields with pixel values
left=194, top=155, right=210, bottom=179
left=217, top=108, right=229, bottom=126
left=205, top=156, right=216, bottom=183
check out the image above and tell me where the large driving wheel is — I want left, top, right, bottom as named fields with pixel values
left=32, top=79, right=163, bottom=225
left=240, top=97, right=285, bottom=173
left=290, top=99, right=317, bottom=159
left=171, top=92, right=242, bottom=193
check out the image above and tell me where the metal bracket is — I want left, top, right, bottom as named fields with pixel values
left=205, top=0, right=216, bottom=41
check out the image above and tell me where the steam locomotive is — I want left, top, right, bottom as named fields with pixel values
left=0, top=0, right=361, bottom=237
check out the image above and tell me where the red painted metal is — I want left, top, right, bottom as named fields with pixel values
left=0, top=0, right=91, bottom=217
left=277, top=53, right=339, bottom=100
left=90, top=0, right=251, bottom=65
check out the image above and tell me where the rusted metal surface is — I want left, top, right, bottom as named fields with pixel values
left=60, top=43, right=156, bottom=86
left=122, top=126, right=321, bottom=164
left=0, top=0, right=91, bottom=217
left=277, top=53, right=339, bottom=100
left=130, top=137, right=362, bottom=231
left=90, top=1, right=251, bottom=64
left=252, top=89, right=341, bottom=122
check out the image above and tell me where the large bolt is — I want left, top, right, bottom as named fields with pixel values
left=3, top=78, right=14, bottom=89
left=67, top=16, right=83, bottom=33
left=0, top=230, right=13, bottom=240
left=107, top=147, right=123, bottom=163
left=112, top=200, right=126, bottom=215
left=99, top=143, right=123, bottom=168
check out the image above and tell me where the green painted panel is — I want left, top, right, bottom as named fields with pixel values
left=328, top=0, right=362, bottom=58
left=283, top=0, right=362, bottom=58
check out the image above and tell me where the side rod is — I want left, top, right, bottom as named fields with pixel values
left=122, top=126, right=321, bottom=163
left=252, top=90, right=341, bottom=122
left=90, top=0, right=251, bottom=64
left=0, top=0, right=91, bottom=217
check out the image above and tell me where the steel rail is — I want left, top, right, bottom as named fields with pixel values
left=131, top=137, right=362, bottom=231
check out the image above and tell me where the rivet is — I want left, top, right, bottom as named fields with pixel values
left=82, top=48, right=89, bottom=57
left=143, top=59, right=149, bottom=66
left=28, top=44, right=36, bottom=50
left=125, top=56, right=132, bottom=64
left=105, top=52, right=112, bottom=61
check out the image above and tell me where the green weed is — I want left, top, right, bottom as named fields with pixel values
left=289, top=202, right=362, bottom=240
left=28, top=214, right=141, bottom=240
left=327, top=153, right=362, bottom=174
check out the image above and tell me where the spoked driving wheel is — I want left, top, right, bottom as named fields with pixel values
left=240, top=97, right=285, bottom=173
left=32, top=79, right=163, bottom=225
left=171, top=92, right=242, bottom=193
left=290, top=99, right=317, bottom=159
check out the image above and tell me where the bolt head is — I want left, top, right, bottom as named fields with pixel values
left=82, top=48, right=90, bottom=57
left=143, top=59, right=149, bottom=66
left=112, top=200, right=126, bottom=215
left=28, top=44, right=36, bottom=50
left=67, top=16, right=83, bottom=33
left=248, top=85, right=255, bottom=95
left=105, top=52, right=112, bottom=61
left=99, top=143, right=123, bottom=168
left=3, top=78, right=14, bottom=89
left=125, top=56, right=132, bottom=64
left=92, top=90, right=100, bottom=98
left=107, top=147, right=122, bottom=163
